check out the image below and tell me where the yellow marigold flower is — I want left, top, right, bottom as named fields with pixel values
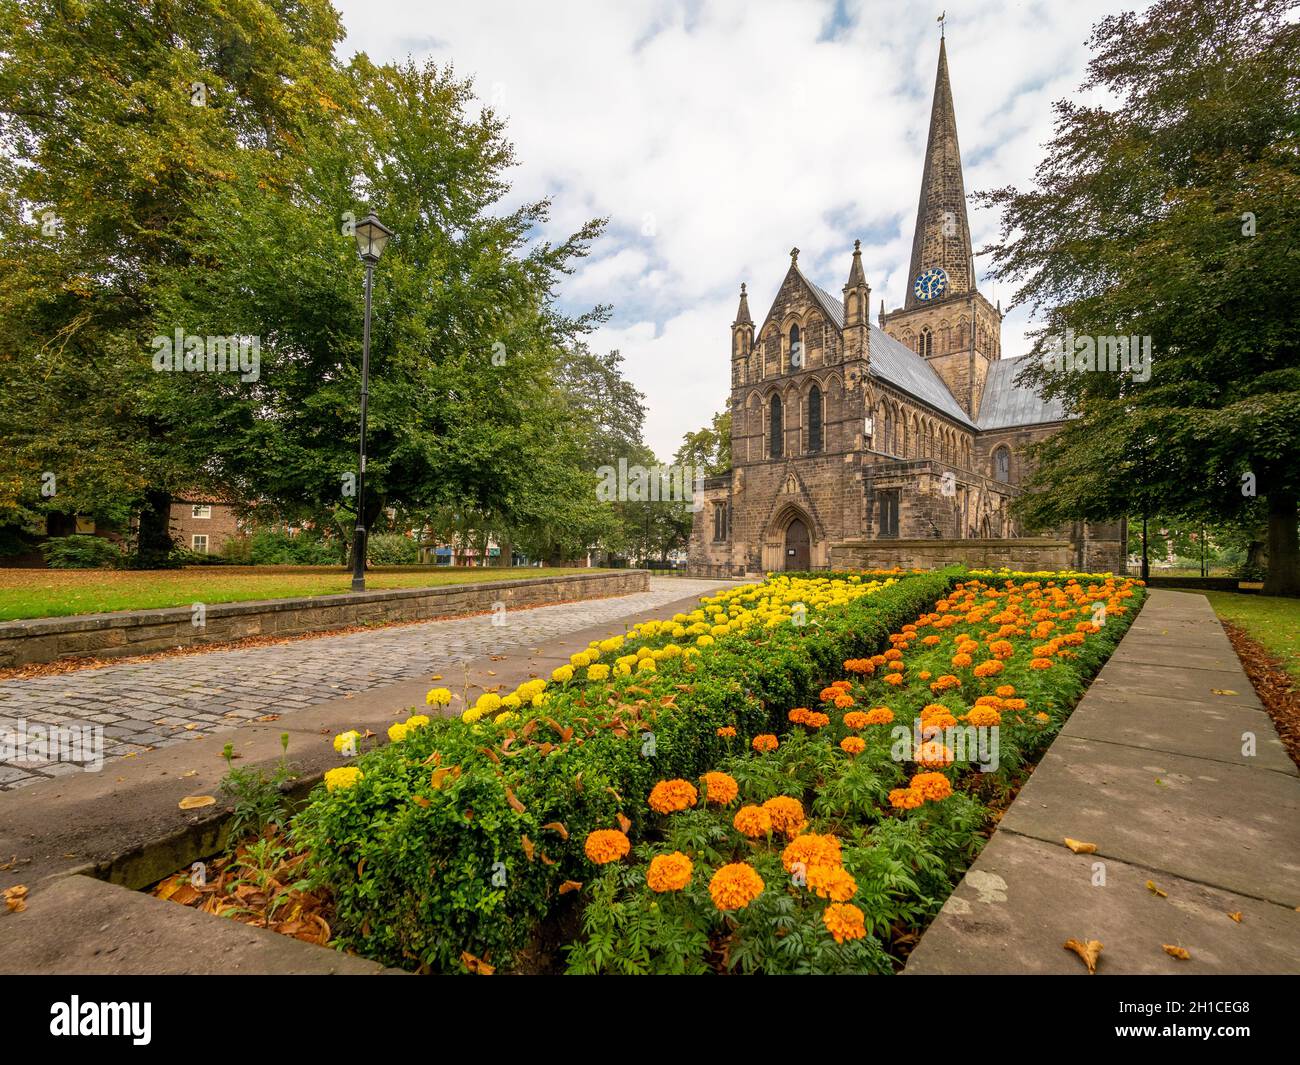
left=762, top=795, right=806, bottom=838
left=823, top=902, right=867, bottom=944
left=475, top=692, right=502, bottom=714
left=717, top=726, right=737, bottom=738
left=709, top=862, right=765, bottom=911
left=702, top=771, right=739, bottom=805
left=636, top=657, right=657, bottom=673
left=584, top=829, right=630, bottom=864
left=324, top=766, right=362, bottom=792
left=586, top=663, right=610, bottom=682
left=752, top=734, right=779, bottom=753
left=404, top=714, right=430, bottom=730
left=840, top=736, right=866, bottom=756
left=551, top=664, right=574, bottom=683
left=808, top=863, right=858, bottom=902
left=332, top=729, right=361, bottom=754
left=648, top=778, right=698, bottom=814
left=910, top=771, right=953, bottom=801
left=425, top=687, right=453, bottom=707
left=889, top=786, right=925, bottom=810
left=500, top=694, right=521, bottom=711
left=387, top=722, right=409, bottom=743
left=734, top=804, right=773, bottom=838
left=646, top=851, right=693, bottom=893
left=696, top=634, right=715, bottom=647
left=1035, top=711, right=1051, bottom=723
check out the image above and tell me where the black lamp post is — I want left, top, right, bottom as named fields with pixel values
left=351, top=212, right=394, bottom=592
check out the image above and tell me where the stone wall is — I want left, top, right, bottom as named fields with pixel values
left=831, top=537, right=1079, bottom=571
left=0, top=570, right=650, bottom=669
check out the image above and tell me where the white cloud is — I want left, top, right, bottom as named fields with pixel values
left=333, top=0, right=1149, bottom=459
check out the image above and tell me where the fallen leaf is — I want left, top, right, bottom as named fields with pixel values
left=460, top=951, right=495, bottom=976
left=178, top=795, right=216, bottom=810
left=1064, top=837, right=1097, bottom=854
left=431, top=674, right=442, bottom=681
left=558, top=880, right=583, bottom=895
left=504, top=786, right=526, bottom=814
left=1146, top=880, right=1168, bottom=898
left=542, top=821, right=569, bottom=840
left=1210, top=689, right=1238, bottom=696
left=1163, top=944, right=1191, bottom=960
left=521, top=834, right=535, bottom=861
left=1228, top=911, right=1243, bottom=923
left=617, top=813, right=631, bottom=834
left=1064, top=937, right=1103, bottom=974
left=181, top=770, right=198, bottom=778
left=3, top=885, right=29, bottom=913
left=255, top=714, right=279, bottom=722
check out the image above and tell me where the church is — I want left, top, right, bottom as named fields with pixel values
left=687, top=35, right=1125, bottom=576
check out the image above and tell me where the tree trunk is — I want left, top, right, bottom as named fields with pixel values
left=135, top=488, right=175, bottom=567
left=1263, top=491, right=1299, bottom=596
left=1140, top=514, right=1150, bottom=581
left=346, top=496, right=385, bottom=572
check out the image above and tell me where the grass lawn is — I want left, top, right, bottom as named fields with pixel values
left=0, top=565, right=605, bottom=621
left=1201, top=590, right=1300, bottom=682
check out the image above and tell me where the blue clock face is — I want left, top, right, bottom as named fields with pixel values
left=913, top=267, right=949, bottom=302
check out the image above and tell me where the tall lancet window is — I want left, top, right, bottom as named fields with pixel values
left=788, top=324, right=802, bottom=372
left=919, top=326, right=933, bottom=358
left=769, top=395, right=784, bottom=458
left=994, top=446, right=1011, bottom=483
left=807, top=385, right=823, bottom=453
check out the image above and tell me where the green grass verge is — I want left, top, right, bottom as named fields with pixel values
left=0, top=566, right=606, bottom=622
left=1200, top=590, right=1300, bottom=682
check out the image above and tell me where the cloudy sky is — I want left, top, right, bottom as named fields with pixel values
left=332, top=0, right=1146, bottom=459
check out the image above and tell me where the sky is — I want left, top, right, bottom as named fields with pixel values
left=331, top=0, right=1147, bottom=460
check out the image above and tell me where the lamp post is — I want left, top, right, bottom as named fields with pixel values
left=351, top=212, right=394, bottom=592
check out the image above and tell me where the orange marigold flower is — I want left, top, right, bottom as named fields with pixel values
left=702, top=771, right=738, bottom=806
left=921, top=713, right=957, bottom=732
left=844, top=658, right=875, bottom=674
left=806, top=711, right=831, bottom=728
left=883, top=673, right=904, bottom=687
left=966, top=705, right=1001, bottom=727
left=819, top=686, right=840, bottom=702
left=709, top=862, right=765, bottom=911
left=782, top=833, right=842, bottom=875
left=919, top=670, right=932, bottom=680
left=762, top=795, right=807, bottom=838
left=584, top=829, right=630, bottom=864
left=789, top=707, right=811, bottom=725
left=929, top=674, right=961, bottom=693
left=833, top=693, right=855, bottom=709
left=910, top=771, right=953, bottom=801
left=1004, top=698, right=1027, bottom=711
left=995, top=685, right=1016, bottom=698
left=1035, top=711, right=1051, bottom=722
left=843, top=710, right=870, bottom=729
left=840, top=736, right=866, bottom=756
left=648, top=778, right=698, bottom=814
left=752, top=733, right=779, bottom=753
left=823, top=902, right=867, bottom=944
left=864, top=706, right=894, bottom=725
left=974, top=694, right=1003, bottom=707
left=646, top=851, right=693, bottom=892
left=832, top=679, right=852, bottom=691
left=717, top=726, right=737, bottom=737
left=1030, top=658, right=1052, bottom=671
left=888, top=787, right=925, bottom=810
left=922, top=635, right=941, bottom=646
left=886, top=660, right=905, bottom=673
left=808, top=863, right=858, bottom=902
left=883, top=648, right=903, bottom=661
left=916, top=741, right=955, bottom=767
left=733, top=804, right=773, bottom=838
left=973, top=659, right=1005, bottom=678
left=988, top=640, right=1014, bottom=659
left=951, top=653, right=973, bottom=668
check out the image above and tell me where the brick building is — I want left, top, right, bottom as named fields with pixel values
left=688, top=36, right=1124, bottom=575
left=170, top=497, right=241, bottom=555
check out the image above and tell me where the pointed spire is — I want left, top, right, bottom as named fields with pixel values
left=733, top=282, right=752, bottom=326
left=905, top=36, right=975, bottom=309
left=845, top=239, right=867, bottom=288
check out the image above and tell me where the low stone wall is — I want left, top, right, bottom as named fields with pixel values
left=0, top=570, right=649, bottom=669
left=831, top=538, right=1079, bottom=571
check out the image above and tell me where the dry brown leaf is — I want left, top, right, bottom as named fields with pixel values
left=3, top=885, right=29, bottom=914
left=1228, top=911, right=1243, bottom=923
left=617, top=812, right=631, bottom=834
left=460, top=950, right=495, bottom=975
left=1163, top=944, right=1191, bottom=960
left=1210, top=689, right=1238, bottom=696
left=542, top=821, right=570, bottom=841
left=558, top=880, right=583, bottom=895
left=178, top=795, right=216, bottom=810
left=505, top=786, right=526, bottom=814
left=521, top=834, right=535, bottom=861
left=1064, top=837, right=1097, bottom=854
left=1146, top=880, right=1168, bottom=898
left=412, top=795, right=431, bottom=808
left=1064, top=937, right=1103, bottom=974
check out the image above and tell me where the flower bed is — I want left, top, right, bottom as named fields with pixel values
left=564, top=575, right=1145, bottom=974
left=294, top=572, right=953, bottom=971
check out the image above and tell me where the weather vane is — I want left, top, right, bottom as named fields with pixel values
left=938, top=10, right=946, bottom=38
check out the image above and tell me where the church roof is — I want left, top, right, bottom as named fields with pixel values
left=976, top=355, right=1067, bottom=429
left=805, top=279, right=975, bottom=427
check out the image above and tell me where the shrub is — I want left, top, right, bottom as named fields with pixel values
left=39, top=535, right=122, bottom=569
left=245, top=529, right=341, bottom=565
left=367, top=532, right=419, bottom=565
left=294, top=572, right=951, bottom=972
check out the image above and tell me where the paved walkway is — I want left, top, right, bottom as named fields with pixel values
left=0, top=577, right=728, bottom=790
left=905, top=589, right=1300, bottom=975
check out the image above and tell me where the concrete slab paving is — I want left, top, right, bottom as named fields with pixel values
left=0, top=874, right=393, bottom=975
left=906, top=589, right=1300, bottom=974
left=904, top=832, right=1300, bottom=975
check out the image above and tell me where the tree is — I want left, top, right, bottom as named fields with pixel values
left=674, top=404, right=731, bottom=478
left=978, top=0, right=1300, bottom=594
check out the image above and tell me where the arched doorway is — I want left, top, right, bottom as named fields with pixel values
left=784, top=517, right=810, bottom=570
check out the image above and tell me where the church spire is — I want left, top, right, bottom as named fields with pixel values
left=904, top=35, right=975, bottom=309
left=733, top=282, right=752, bottom=326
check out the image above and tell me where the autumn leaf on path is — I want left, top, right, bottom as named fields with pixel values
left=178, top=795, right=216, bottom=810
left=1064, top=837, right=1097, bottom=854
left=1228, top=911, right=1243, bottom=923
left=3, top=885, right=29, bottom=913
left=1163, top=944, right=1191, bottom=960
left=1146, top=880, right=1168, bottom=898
left=1064, top=937, right=1103, bottom=974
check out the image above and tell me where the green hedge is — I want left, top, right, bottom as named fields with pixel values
left=295, top=572, right=952, bottom=972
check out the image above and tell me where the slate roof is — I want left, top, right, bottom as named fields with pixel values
left=976, top=355, right=1067, bottom=430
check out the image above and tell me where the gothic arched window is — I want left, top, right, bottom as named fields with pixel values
left=919, top=327, right=933, bottom=358
left=788, top=324, right=802, bottom=372
left=994, top=446, right=1011, bottom=483
left=769, top=395, right=784, bottom=459
left=807, top=385, right=823, bottom=453
left=883, top=407, right=893, bottom=455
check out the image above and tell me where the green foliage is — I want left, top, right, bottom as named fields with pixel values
left=294, top=572, right=951, bottom=972
left=366, top=532, right=419, bottom=565
left=241, top=529, right=341, bottom=566
left=219, top=736, right=296, bottom=844
left=38, top=535, right=122, bottom=569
